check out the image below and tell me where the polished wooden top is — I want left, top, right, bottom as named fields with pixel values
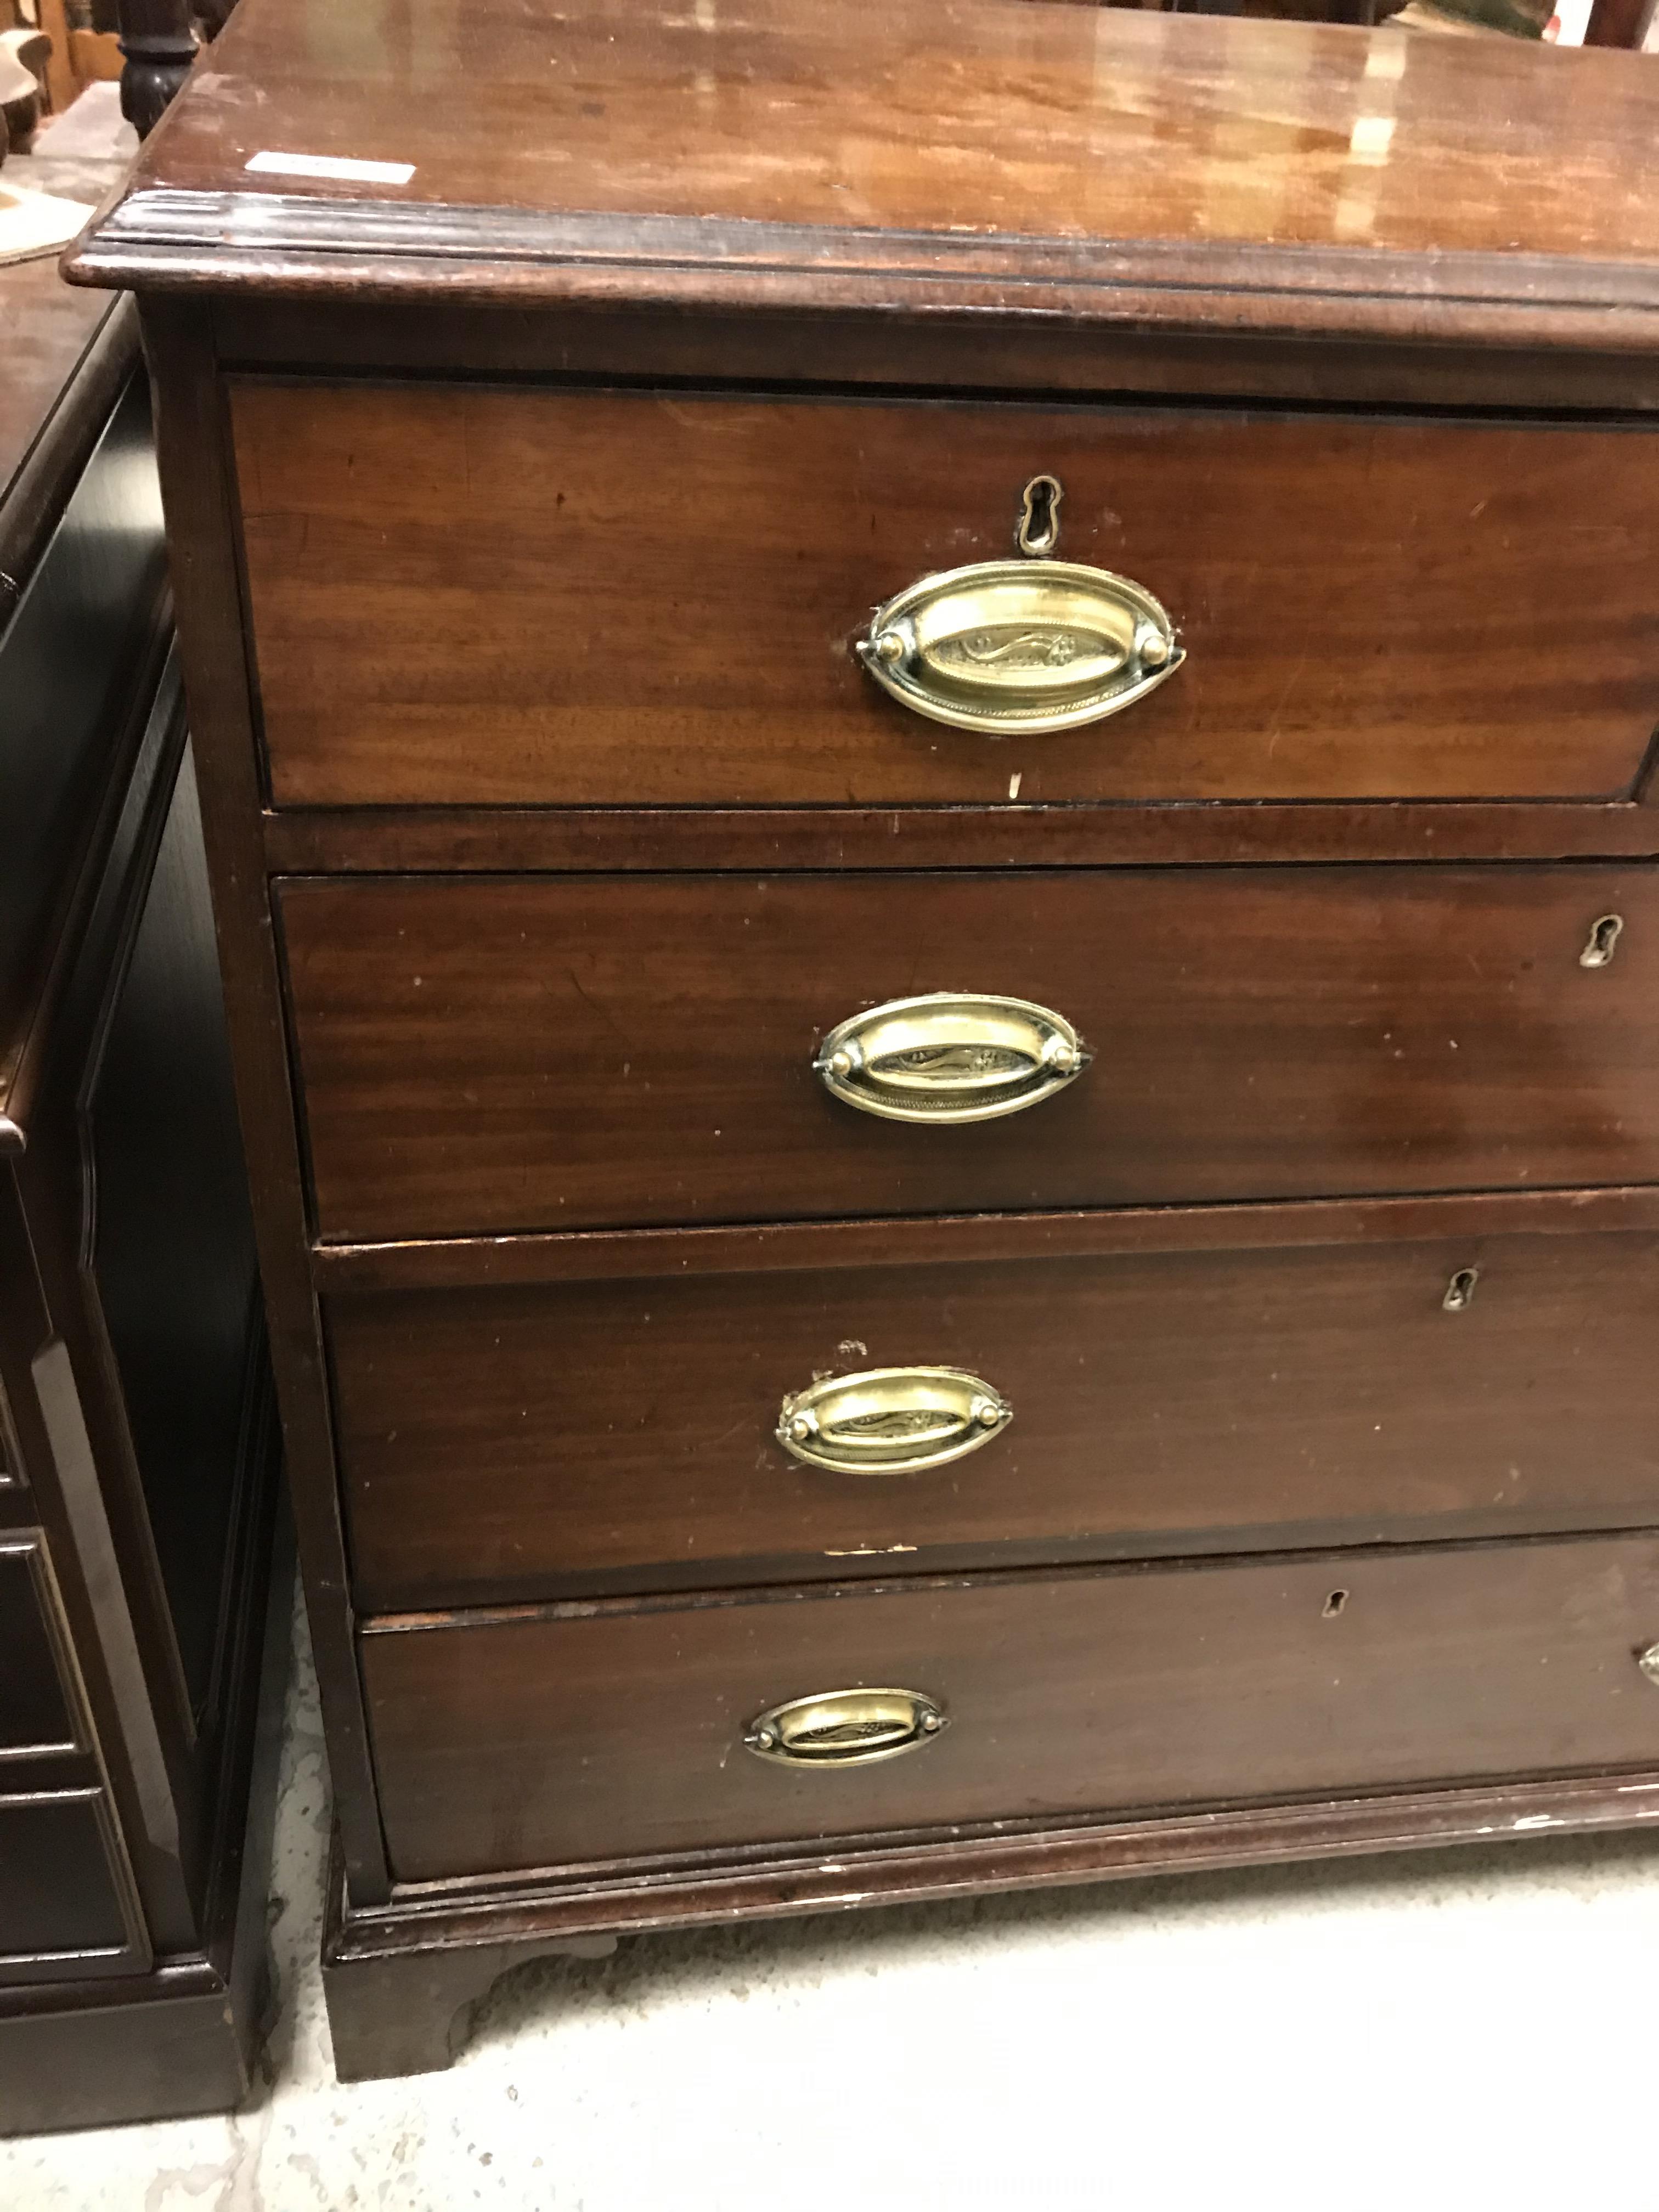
left=66, top=0, right=1659, bottom=347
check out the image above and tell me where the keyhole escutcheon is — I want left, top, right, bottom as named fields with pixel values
left=1581, top=915, right=1624, bottom=969
left=1017, top=475, right=1063, bottom=557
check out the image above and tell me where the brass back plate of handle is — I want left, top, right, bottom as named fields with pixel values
left=858, top=557, right=1183, bottom=735
left=777, top=1365, right=1013, bottom=1475
left=813, top=991, right=1090, bottom=1124
left=744, top=1688, right=946, bottom=1768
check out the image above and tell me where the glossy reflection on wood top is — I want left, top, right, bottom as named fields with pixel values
left=70, top=0, right=1659, bottom=308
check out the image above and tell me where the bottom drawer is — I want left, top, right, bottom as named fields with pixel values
left=364, top=1537, right=1659, bottom=1884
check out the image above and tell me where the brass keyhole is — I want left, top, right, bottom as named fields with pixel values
left=1443, top=1267, right=1479, bottom=1312
left=1017, top=475, right=1064, bottom=558
left=1580, top=915, right=1624, bottom=969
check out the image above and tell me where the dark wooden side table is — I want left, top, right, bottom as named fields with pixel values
left=0, top=262, right=285, bottom=2133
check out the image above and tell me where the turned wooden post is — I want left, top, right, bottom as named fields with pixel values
left=104, top=0, right=199, bottom=138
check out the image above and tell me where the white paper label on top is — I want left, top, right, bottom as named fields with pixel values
left=246, top=151, right=416, bottom=185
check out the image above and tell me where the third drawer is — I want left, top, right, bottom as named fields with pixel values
left=331, top=1225, right=1659, bottom=1610
left=362, top=1533, right=1659, bottom=1884
left=283, top=865, right=1659, bottom=1243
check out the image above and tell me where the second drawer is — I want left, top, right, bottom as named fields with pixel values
left=332, top=1227, right=1659, bottom=1610
left=283, top=865, right=1659, bottom=1242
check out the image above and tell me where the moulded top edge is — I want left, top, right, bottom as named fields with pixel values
left=59, top=0, right=1659, bottom=352
left=61, top=188, right=1659, bottom=359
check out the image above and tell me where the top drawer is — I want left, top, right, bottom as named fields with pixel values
left=233, top=383, right=1659, bottom=811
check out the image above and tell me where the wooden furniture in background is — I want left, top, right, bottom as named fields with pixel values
left=65, top=0, right=1659, bottom=2084
left=97, top=0, right=192, bottom=134
left=22, top=0, right=123, bottom=112
left=26, top=3, right=78, bottom=116
left=0, top=249, right=283, bottom=2136
left=91, top=0, right=236, bottom=137
left=1116, top=0, right=1659, bottom=36
left=1586, top=0, right=1657, bottom=43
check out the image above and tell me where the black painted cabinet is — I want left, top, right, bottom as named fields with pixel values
left=0, top=300, right=284, bottom=2132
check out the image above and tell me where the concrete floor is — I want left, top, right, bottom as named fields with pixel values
left=5, top=1585, right=1659, bottom=2210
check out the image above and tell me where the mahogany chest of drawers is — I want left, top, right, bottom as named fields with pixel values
left=68, top=0, right=1659, bottom=2080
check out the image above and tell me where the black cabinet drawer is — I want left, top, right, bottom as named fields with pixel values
left=0, top=1538, right=81, bottom=1759
left=0, top=1792, right=135, bottom=1968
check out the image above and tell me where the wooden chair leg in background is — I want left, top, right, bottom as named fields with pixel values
left=99, top=0, right=196, bottom=137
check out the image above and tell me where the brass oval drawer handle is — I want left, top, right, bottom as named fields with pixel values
left=813, top=991, right=1090, bottom=1124
left=857, top=558, right=1183, bottom=737
left=743, top=1688, right=945, bottom=1768
left=777, top=1365, right=1012, bottom=1475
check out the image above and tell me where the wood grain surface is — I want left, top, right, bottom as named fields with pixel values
left=207, top=295, right=1659, bottom=417
left=362, top=1534, right=1659, bottom=1881
left=332, top=1229, right=1659, bottom=1610
left=260, top=800, right=1659, bottom=886
left=280, top=865, right=1659, bottom=1242
left=312, top=1186, right=1659, bottom=1294
left=138, top=300, right=394, bottom=1903
left=234, top=382, right=1659, bottom=810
